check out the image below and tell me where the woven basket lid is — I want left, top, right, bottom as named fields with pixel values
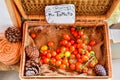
left=14, top=0, right=120, bottom=20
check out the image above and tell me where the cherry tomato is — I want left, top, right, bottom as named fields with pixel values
left=70, top=40, right=75, bottom=44
left=56, top=48, right=60, bottom=53
left=30, top=33, right=36, bottom=39
left=43, top=58, right=50, bottom=64
left=55, top=55, right=61, bottom=60
left=62, top=58, right=68, bottom=65
left=87, top=45, right=92, bottom=52
left=70, top=64, right=75, bottom=70
left=60, top=64, right=66, bottom=70
left=81, top=55, right=89, bottom=62
left=73, top=32, right=78, bottom=38
left=55, top=60, right=62, bottom=67
left=73, top=50, right=78, bottom=55
left=77, top=39, right=82, bottom=44
left=76, top=62, right=83, bottom=72
left=78, top=59, right=83, bottom=63
left=71, top=27, right=76, bottom=31
left=76, top=54, right=81, bottom=59
left=63, top=34, right=70, bottom=41
left=42, top=50, right=48, bottom=55
left=46, top=53, right=52, bottom=58
left=65, top=51, right=71, bottom=57
left=73, top=43, right=77, bottom=48
left=41, top=45, right=48, bottom=51
left=61, top=40, right=68, bottom=46
left=70, top=46, right=75, bottom=52
left=66, top=42, right=71, bottom=48
left=89, top=40, right=96, bottom=46
left=89, top=58, right=98, bottom=68
left=70, top=54, right=76, bottom=59
left=61, top=46, right=67, bottom=52
left=48, top=41, right=54, bottom=47
left=78, top=30, right=84, bottom=36
left=85, top=51, right=91, bottom=58
left=40, top=59, right=44, bottom=64
left=51, top=51, right=57, bottom=57
left=81, top=34, right=87, bottom=40
left=50, top=58, right=56, bottom=65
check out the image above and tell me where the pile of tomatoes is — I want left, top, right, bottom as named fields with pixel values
left=39, top=26, right=98, bottom=73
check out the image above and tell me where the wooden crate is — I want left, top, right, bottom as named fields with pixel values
left=13, top=0, right=120, bottom=80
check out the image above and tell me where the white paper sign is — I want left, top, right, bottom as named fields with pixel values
left=45, top=4, right=75, bottom=24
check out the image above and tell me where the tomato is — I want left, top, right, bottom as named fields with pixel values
left=46, top=53, right=52, bottom=58
left=70, top=46, right=75, bottom=52
left=50, top=58, right=56, bottom=65
left=62, top=58, right=68, bottom=65
left=73, top=32, right=78, bottom=38
left=78, top=59, right=83, bottom=63
left=61, top=46, right=67, bottom=52
left=73, top=43, right=77, bottom=48
left=55, top=60, right=62, bottom=67
left=55, top=55, right=61, bottom=60
left=30, top=33, right=36, bottom=39
left=59, top=52, right=65, bottom=58
left=41, top=45, right=48, bottom=51
left=76, top=62, right=83, bottom=72
left=85, top=51, right=91, bottom=58
left=78, top=48, right=83, bottom=54
left=48, top=41, right=54, bottom=47
left=51, top=51, right=57, bottom=57
left=81, top=34, right=87, bottom=40
left=70, top=54, right=76, bottom=59
left=43, top=58, right=50, bottom=64
left=66, top=42, right=71, bottom=48
left=65, top=51, right=71, bottom=57
left=90, top=51, right=95, bottom=57
left=63, top=34, right=70, bottom=41
left=70, top=64, right=75, bottom=70
left=56, top=48, right=60, bottom=53
left=76, top=54, right=81, bottom=59
left=78, top=30, right=83, bottom=36
left=61, top=40, right=68, bottom=46
left=60, top=64, right=66, bottom=70
left=42, top=50, right=48, bottom=55
left=82, top=67, right=88, bottom=73
left=71, top=27, right=76, bottom=31
left=89, top=40, right=96, bottom=46
left=87, top=45, right=92, bottom=52
left=77, top=39, right=82, bottom=44
left=81, top=55, right=89, bottom=62
left=70, top=40, right=75, bottom=44
left=73, top=50, right=78, bottom=55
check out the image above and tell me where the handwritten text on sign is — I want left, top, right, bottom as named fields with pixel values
left=45, top=4, right=75, bottom=24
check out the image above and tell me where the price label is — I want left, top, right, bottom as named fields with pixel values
left=45, top=4, right=75, bottom=24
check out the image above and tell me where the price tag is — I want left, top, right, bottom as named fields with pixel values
left=45, top=4, right=75, bottom=24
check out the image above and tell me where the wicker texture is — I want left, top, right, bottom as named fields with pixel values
left=14, top=0, right=119, bottom=20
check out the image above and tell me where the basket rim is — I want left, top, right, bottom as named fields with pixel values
left=13, top=0, right=120, bottom=20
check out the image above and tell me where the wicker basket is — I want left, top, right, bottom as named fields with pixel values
left=13, top=0, right=120, bottom=80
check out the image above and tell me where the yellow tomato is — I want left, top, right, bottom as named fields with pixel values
left=65, top=51, right=71, bottom=58
left=41, top=45, right=48, bottom=51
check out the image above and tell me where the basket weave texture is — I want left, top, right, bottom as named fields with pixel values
left=14, top=0, right=119, bottom=20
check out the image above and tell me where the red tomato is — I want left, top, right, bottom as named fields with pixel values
left=46, top=53, right=52, bottom=58
left=63, top=34, right=70, bottom=41
left=81, top=55, right=89, bottom=62
left=87, top=45, right=92, bottom=52
left=73, top=50, right=78, bottom=55
left=76, top=54, right=81, bottom=59
left=56, top=48, right=60, bottom=53
left=78, top=59, right=83, bottom=63
left=66, top=42, right=71, bottom=48
left=60, top=64, right=66, bottom=70
left=51, top=51, right=57, bottom=57
left=50, top=58, right=56, bottom=65
left=71, top=27, right=76, bottom=31
left=89, top=59, right=98, bottom=68
left=43, top=58, right=50, bottom=64
left=81, top=34, right=87, bottom=40
left=73, top=32, right=78, bottom=38
left=40, top=59, right=44, bottom=64
left=82, top=67, right=88, bottom=73
left=76, top=62, right=83, bottom=72
left=30, top=33, right=36, bottom=39
left=55, top=60, right=62, bottom=67
left=48, top=41, right=54, bottom=47
left=89, top=40, right=96, bottom=46
left=78, top=48, right=83, bottom=54
left=73, top=43, right=77, bottom=48
left=78, top=30, right=83, bottom=36
left=85, top=51, right=91, bottom=58
left=70, top=40, right=75, bottom=44
left=70, top=64, right=75, bottom=70
left=42, top=50, right=48, bottom=55
left=61, top=46, right=67, bottom=52
left=55, top=55, right=61, bottom=60
left=77, top=39, right=82, bottom=44
left=70, top=46, right=75, bottom=52
left=62, top=40, right=68, bottom=45
left=62, top=58, right=68, bottom=65
left=70, top=54, right=76, bottom=59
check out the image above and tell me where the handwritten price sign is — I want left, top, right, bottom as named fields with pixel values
left=45, top=4, right=75, bottom=24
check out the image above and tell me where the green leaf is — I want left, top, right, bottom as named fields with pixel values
left=76, top=26, right=83, bottom=31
